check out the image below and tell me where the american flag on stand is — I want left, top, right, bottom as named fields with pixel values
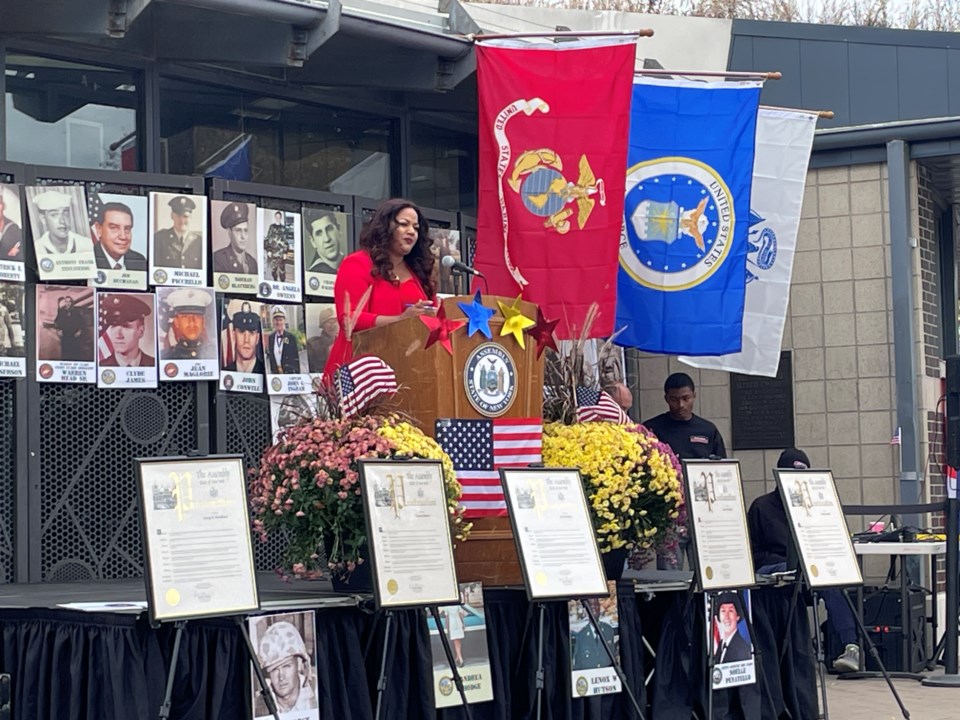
left=575, top=386, right=629, bottom=424
left=336, top=355, right=398, bottom=417
left=436, top=417, right=542, bottom=517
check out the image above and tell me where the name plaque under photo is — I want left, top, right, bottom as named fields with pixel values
left=358, top=459, right=461, bottom=609
left=774, top=468, right=862, bottom=588
left=729, top=351, right=795, bottom=450
left=135, top=455, right=260, bottom=623
left=683, top=459, right=755, bottom=591
left=500, top=467, right=608, bottom=601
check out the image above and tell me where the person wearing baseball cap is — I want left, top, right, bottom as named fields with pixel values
left=224, top=301, right=263, bottom=374
left=153, top=195, right=203, bottom=269
left=99, top=294, right=154, bottom=367
left=748, top=448, right=861, bottom=673
left=32, top=189, right=92, bottom=256
left=162, top=288, right=213, bottom=360
left=213, top=202, right=258, bottom=275
left=256, top=621, right=317, bottom=713
left=267, top=305, right=300, bottom=374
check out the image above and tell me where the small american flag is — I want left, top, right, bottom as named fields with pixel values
left=575, top=386, right=629, bottom=424
left=436, top=417, right=542, bottom=517
left=86, top=186, right=103, bottom=226
left=336, top=355, right=398, bottom=417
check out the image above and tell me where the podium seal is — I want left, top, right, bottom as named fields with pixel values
left=463, top=343, right=517, bottom=417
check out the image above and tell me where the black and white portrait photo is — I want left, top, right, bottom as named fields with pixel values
left=25, top=185, right=96, bottom=281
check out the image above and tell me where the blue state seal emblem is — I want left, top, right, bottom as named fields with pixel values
left=463, top=343, right=517, bottom=417
left=620, top=157, right=734, bottom=291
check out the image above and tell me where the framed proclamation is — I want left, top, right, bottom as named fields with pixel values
left=136, top=455, right=260, bottom=623
left=774, top=468, right=862, bottom=589
left=683, top=459, right=755, bottom=591
left=500, top=467, right=608, bottom=601
left=358, top=459, right=460, bottom=609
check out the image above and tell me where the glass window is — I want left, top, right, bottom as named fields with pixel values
left=158, top=78, right=395, bottom=197
left=409, top=122, right=477, bottom=213
left=4, top=54, right=139, bottom=170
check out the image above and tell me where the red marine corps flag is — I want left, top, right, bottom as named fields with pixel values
left=473, top=39, right=635, bottom=339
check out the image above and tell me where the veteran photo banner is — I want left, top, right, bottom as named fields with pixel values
left=680, top=107, right=817, bottom=376
left=615, top=78, right=762, bottom=356
left=473, top=39, right=635, bottom=339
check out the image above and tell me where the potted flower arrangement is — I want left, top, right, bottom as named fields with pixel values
left=249, top=413, right=470, bottom=586
left=541, top=313, right=686, bottom=578
left=541, top=421, right=685, bottom=578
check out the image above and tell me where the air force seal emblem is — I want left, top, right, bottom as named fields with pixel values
left=464, top=343, right=517, bottom=417
left=620, top=158, right=734, bottom=291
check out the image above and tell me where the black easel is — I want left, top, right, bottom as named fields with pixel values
left=808, top=590, right=831, bottom=720
left=157, top=618, right=281, bottom=720
left=532, top=602, right=548, bottom=720
left=838, top=589, right=911, bottom=719
left=373, top=610, right=395, bottom=720
left=428, top=606, right=475, bottom=720
left=579, top=597, right=647, bottom=720
left=705, top=592, right=717, bottom=720
left=236, top=617, right=283, bottom=720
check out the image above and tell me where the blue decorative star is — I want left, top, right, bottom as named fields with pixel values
left=457, top=290, right=495, bottom=339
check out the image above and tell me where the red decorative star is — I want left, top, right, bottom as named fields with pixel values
left=420, top=305, right=466, bottom=355
left=528, top=307, right=559, bottom=359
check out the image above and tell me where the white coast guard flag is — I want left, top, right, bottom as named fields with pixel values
left=680, top=108, right=817, bottom=377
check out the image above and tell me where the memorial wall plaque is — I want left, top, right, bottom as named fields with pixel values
left=729, top=351, right=795, bottom=450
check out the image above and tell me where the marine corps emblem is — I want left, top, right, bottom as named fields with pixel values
left=508, top=149, right=605, bottom=235
left=493, top=97, right=604, bottom=287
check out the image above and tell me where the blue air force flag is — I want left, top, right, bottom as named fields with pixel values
left=681, top=108, right=817, bottom=376
left=615, top=78, right=762, bottom=355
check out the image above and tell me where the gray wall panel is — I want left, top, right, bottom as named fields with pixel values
left=799, top=40, right=850, bottom=125
left=753, top=36, right=801, bottom=108
left=898, top=46, right=949, bottom=120
left=728, top=36, right=754, bottom=76
left=848, top=44, right=899, bottom=125
left=730, top=21, right=960, bottom=129
left=949, top=50, right=960, bottom=117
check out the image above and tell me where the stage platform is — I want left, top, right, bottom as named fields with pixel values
left=0, top=572, right=360, bottom=611
left=0, top=570, right=818, bottom=720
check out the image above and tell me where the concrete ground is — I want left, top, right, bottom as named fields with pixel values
left=825, top=671, right=960, bottom=720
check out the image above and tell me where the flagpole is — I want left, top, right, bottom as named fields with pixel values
left=471, top=29, right=654, bottom=41
left=760, top=105, right=834, bottom=120
left=634, top=69, right=781, bottom=81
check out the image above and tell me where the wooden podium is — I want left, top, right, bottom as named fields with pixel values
left=352, top=295, right=544, bottom=585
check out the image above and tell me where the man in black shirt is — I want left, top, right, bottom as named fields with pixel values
left=643, top=372, right=725, bottom=459
left=748, top=448, right=861, bottom=673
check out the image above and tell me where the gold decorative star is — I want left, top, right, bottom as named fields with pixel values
left=497, top=295, right=535, bottom=349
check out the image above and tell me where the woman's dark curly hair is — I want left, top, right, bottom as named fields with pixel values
left=359, top=198, right=436, bottom=299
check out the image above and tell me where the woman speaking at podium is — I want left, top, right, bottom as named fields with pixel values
left=322, top=198, right=437, bottom=378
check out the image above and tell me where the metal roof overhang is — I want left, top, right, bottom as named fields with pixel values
left=1, top=0, right=477, bottom=92
left=814, top=117, right=960, bottom=205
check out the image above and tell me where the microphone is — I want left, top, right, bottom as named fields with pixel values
left=441, top=254, right=485, bottom=277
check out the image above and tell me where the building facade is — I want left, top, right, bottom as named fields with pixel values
left=1, top=3, right=959, bottom=587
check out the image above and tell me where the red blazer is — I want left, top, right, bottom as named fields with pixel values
left=322, top=250, right=429, bottom=378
